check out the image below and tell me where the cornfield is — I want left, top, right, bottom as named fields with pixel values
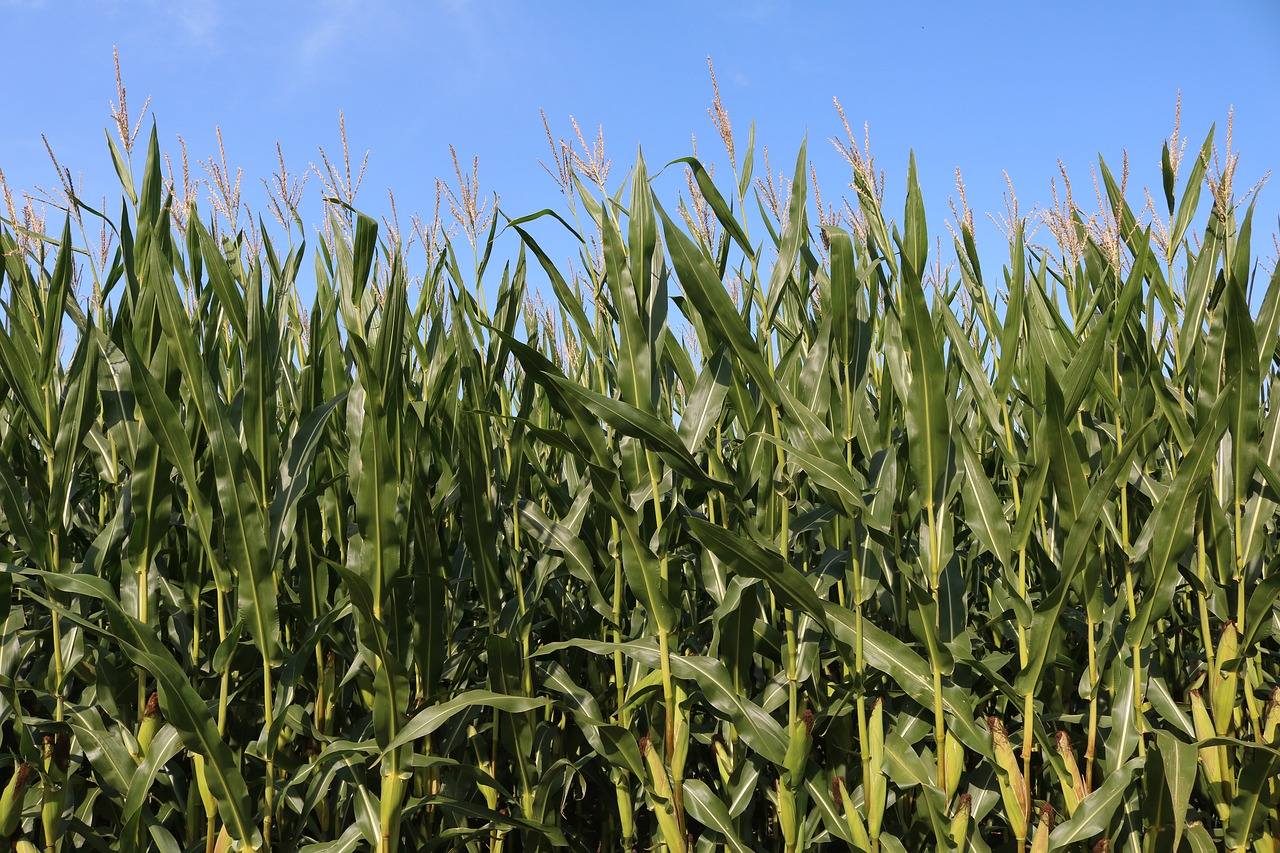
left=1, top=93, right=1279, bottom=853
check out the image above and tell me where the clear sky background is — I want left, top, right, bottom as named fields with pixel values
left=2, top=0, right=1279, bottom=294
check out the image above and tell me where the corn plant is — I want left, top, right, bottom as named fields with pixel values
left=0, top=101, right=1278, bottom=853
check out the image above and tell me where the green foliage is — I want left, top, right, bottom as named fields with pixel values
left=0, top=117, right=1278, bottom=853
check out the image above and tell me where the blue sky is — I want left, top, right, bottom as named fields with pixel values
left=3, top=0, right=1279, bottom=292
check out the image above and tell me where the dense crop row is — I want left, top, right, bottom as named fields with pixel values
left=0, top=104, right=1278, bottom=853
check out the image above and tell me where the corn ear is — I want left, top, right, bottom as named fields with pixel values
left=867, top=697, right=886, bottom=840
left=640, top=735, right=685, bottom=853
left=782, top=708, right=814, bottom=788
left=712, top=734, right=733, bottom=786
left=1263, top=687, right=1280, bottom=744
left=776, top=778, right=798, bottom=850
left=990, top=716, right=1028, bottom=840
left=1191, top=689, right=1231, bottom=822
left=136, top=691, right=161, bottom=758
left=1030, top=802, right=1054, bottom=853
left=950, top=793, right=972, bottom=852
left=944, top=730, right=964, bottom=802
left=1211, top=621, right=1239, bottom=736
left=192, top=752, right=218, bottom=823
left=670, top=675, right=690, bottom=819
left=41, top=733, right=70, bottom=853
left=832, top=776, right=873, bottom=852
left=0, top=763, right=36, bottom=838
left=1053, top=730, right=1087, bottom=815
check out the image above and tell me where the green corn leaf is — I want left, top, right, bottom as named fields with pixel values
left=66, top=705, right=138, bottom=799
left=0, top=453, right=48, bottom=568
left=517, top=497, right=612, bottom=623
left=36, top=572, right=261, bottom=849
left=956, top=430, right=1011, bottom=569
left=537, top=638, right=788, bottom=765
left=381, top=691, right=551, bottom=755
left=657, top=198, right=781, bottom=407
left=1015, top=418, right=1154, bottom=695
left=1224, top=266, right=1260, bottom=507
left=542, top=662, right=645, bottom=778
left=121, top=724, right=184, bottom=825
left=667, top=157, right=753, bottom=259
left=39, top=217, right=74, bottom=385
left=1048, top=757, right=1142, bottom=849
left=677, top=345, right=732, bottom=452
left=896, top=238, right=950, bottom=513
left=0, top=321, right=51, bottom=452
left=683, top=779, right=753, bottom=853
left=827, top=225, right=874, bottom=387
left=600, top=200, right=654, bottom=413
left=940, top=306, right=1002, bottom=435
left=48, top=329, right=100, bottom=529
left=1152, top=730, right=1196, bottom=853
left=825, top=606, right=988, bottom=756
left=1225, top=747, right=1280, bottom=849
left=266, top=391, right=348, bottom=567
left=755, top=434, right=870, bottom=521
left=900, top=151, right=928, bottom=286
left=121, top=335, right=223, bottom=587
left=687, top=516, right=828, bottom=634
left=763, top=142, right=808, bottom=329
left=1126, top=385, right=1233, bottom=646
